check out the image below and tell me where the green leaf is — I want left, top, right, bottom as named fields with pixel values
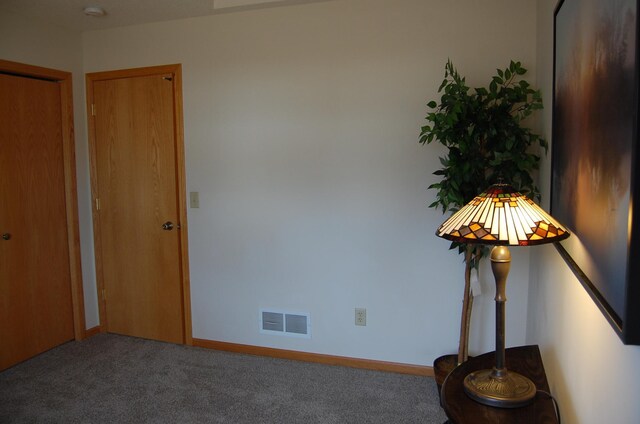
left=506, top=137, right=514, bottom=150
left=427, top=101, right=437, bottom=109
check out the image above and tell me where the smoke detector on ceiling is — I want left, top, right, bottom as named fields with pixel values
left=83, top=6, right=106, bottom=17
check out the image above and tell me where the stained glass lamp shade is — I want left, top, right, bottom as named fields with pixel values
left=437, top=183, right=569, bottom=246
left=436, top=183, right=570, bottom=408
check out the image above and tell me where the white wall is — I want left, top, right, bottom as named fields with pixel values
left=0, top=11, right=100, bottom=329
left=80, top=0, right=537, bottom=365
left=528, top=1, right=640, bottom=423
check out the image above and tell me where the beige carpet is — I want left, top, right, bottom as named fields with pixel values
left=0, top=333, right=447, bottom=423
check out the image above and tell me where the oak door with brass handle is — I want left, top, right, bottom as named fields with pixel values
left=89, top=68, right=187, bottom=344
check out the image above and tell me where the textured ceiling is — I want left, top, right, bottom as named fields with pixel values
left=0, top=0, right=332, bottom=32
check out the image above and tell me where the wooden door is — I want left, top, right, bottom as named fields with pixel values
left=87, top=66, right=190, bottom=344
left=0, top=73, right=75, bottom=370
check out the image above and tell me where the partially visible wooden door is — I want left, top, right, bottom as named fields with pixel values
left=0, top=71, right=76, bottom=370
left=87, top=66, right=191, bottom=344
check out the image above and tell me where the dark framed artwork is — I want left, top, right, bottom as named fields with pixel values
left=552, top=0, right=640, bottom=344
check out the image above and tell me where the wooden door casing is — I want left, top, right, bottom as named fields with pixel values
left=86, top=65, right=192, bottom=345
left=0, top=60, right=85, bottom=370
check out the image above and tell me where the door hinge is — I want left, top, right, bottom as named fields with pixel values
left=95, top=198, right=101, bottom=211
left=91, top=104, right=96, bottom=116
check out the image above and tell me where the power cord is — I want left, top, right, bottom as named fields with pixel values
left=537, top=390, right=561, bottom=424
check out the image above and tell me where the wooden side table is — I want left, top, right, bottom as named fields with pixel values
left=440, top=345, right=559, bottom=424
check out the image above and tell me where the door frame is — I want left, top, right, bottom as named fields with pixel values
left=0, top=59, right=86, bottom=341
left=85, top=64, right=192, bottom=344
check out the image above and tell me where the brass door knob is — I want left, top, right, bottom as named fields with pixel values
left=161, top=221, right=174, bottom=231
left=2, top=233, right=10, bottom=240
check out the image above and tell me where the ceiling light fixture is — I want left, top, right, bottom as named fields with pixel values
left=83, top=6, right=106, bottom=17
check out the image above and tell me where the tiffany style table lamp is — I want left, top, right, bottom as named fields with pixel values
left=436, top=183, right=570, bottom=408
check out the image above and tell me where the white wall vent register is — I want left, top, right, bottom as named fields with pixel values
left=260, top=309, right=311, bottom=338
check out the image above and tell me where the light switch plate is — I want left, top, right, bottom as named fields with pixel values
left=189, top=192, right=199, bottom=208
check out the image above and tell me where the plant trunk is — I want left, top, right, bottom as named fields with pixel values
left=463, top=289, right=473, bottom=360
left=457, top=246, right=474, bottom=364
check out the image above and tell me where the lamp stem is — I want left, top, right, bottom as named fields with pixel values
left=491, top=245, right=510, bottom=374
left=495, top=298, right=505, bottom=371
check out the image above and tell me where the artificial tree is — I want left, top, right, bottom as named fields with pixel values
left=420, top=60, right=546, bottom=365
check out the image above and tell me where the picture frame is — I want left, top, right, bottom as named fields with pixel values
left=552, top=0, right=640, bottom=344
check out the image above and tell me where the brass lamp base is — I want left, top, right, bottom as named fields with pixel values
left=463, top=368, right=536, bottom=408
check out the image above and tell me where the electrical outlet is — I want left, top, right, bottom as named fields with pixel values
left=355, top=308, right=366, bottom=326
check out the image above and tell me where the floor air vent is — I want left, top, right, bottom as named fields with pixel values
left=260, top=309, right=311, bottom=338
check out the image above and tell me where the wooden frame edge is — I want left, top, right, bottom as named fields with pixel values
left=84, top=326, right=102, bottom=338
left=85, top=64, right=182, bottom=82
left=0, top=59, right=69, bottom=81
left=193, top=338, right=434, bottom=377
left=171, top=65, right=193, bottom=345
left=59, top=70, right=87, bottom=342
left=0, top=59, right=86, bottom=341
